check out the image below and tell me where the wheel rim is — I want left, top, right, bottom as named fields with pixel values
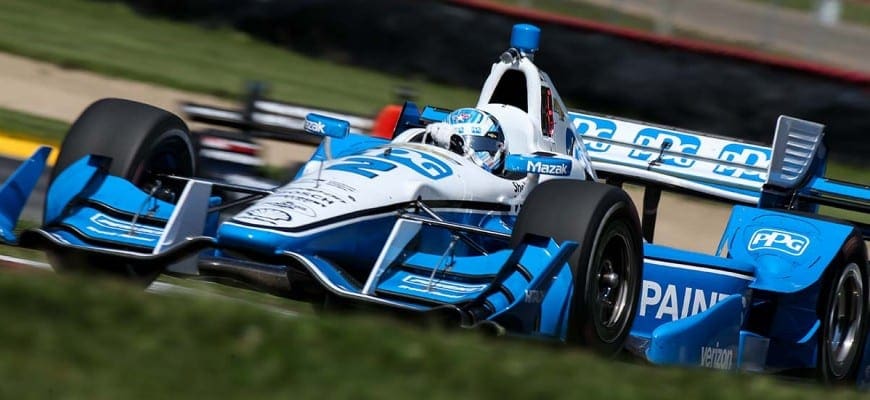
left=591, top=228, right=635, bottom=343
left=132, top=135, right=194, bottom=198
left=826, top=262, right=864, bottom=378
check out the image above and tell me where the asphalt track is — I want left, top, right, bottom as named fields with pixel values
left=0, top=254, right=299, bottom=318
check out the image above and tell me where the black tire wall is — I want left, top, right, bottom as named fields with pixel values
left=104, top=0, right=870, bottom=163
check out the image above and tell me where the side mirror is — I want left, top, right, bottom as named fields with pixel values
left=304, top=113, right=350, bottom=139
left=504, top=154, right=572, bottom=176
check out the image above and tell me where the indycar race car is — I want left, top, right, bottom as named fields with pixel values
left=1, top=24, right=869, bottom=386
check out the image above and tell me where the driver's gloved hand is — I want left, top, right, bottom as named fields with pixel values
left=425, top=122, right=466, bottom=155
left=424, top=122, right=456, bottom=149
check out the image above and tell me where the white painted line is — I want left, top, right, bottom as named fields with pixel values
left=0, top=254, right=298, bottom=317
left=645, top=258, right=754, bottom=281
left=0, top=254, right=51, bottom=270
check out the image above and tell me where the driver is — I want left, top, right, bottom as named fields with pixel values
left=424, top=108, right=507, bottom=173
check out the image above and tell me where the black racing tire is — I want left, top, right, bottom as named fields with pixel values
left=50, top=98, right=195, bottom=196
left=511, top=180, right=643, bottom=357
left=816, top=233, right=868, bottom=384
left=47, top=98, right=196, bottom=284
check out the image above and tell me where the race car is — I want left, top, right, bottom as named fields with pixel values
left=0, top=23, right=868, bottom=386
left=0, top=24, right=642, bottom=357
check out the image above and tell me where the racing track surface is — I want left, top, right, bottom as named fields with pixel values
left=0, top=254, right=299, bottom=318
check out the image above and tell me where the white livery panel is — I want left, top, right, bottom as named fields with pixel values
left=232, top=143, right=530, bottom=230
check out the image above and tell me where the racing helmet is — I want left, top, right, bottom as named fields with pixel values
left=445, top=108, right=507, bottom=173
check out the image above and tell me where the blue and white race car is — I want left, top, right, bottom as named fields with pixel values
left=0, top=24, right=868, bottom=386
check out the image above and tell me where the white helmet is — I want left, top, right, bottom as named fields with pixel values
left=444, top=108, right=507, bottom=173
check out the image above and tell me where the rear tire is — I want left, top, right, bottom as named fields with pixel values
left=47, top=98, right=196, bottom=284
left=817, top=234, right=868, bottom=384
left=511, top=180, right=643, bottom=356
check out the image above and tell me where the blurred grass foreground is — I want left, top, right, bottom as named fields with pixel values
left=0, top=270, right=866, bottom=399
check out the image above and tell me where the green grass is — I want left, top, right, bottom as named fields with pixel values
left=820, top=162, right=869, bottom=223
left=0, top=107, right=68, bottom=145
left=827, top=160, right=870, bottom=185
left=745, top=0, right=870, bottom=27
left=0, top=0, right=477, bottom=115
left=0, top=269, right=865, bottom=399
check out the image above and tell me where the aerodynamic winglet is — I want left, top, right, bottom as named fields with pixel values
left=0, top=146, right=51, bottom=244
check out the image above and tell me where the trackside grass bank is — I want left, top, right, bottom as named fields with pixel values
left=0, top=270, right=863, bottom=400
left=0, top=107, right=67, bottom=145
left=0, top=0, right=478, bottom=115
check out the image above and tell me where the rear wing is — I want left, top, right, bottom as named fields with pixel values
left=570, top=110, right=773, bottom=204
left=570, top=111, right=869, bottom=239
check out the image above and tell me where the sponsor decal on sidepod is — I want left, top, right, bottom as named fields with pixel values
left=639, top=280, right=731, bottom=321
left=747, top=228, right=810, bottom=256
left=700, top=345, right=734, bottom=370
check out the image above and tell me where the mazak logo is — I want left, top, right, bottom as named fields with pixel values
left=571, top=115, right=616, bottom=152
left=526, top=160, right=570, bottom=176
left=748, top=229, right=810, bottom=256
left=628, top=128, right=700, bottom=168
left=713, top=143, right=771, bottom=183
left=304, top=119, right=325, bottom=134
left=639, top=280, right=730, bottom=321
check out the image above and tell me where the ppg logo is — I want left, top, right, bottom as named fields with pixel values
left=629, top=128, right=700, bottom=168
left=748, top=229, right=810, bottom=256
left=713, top=144, right=771, bottom=183
left=571, top=115, right=616, bottom=152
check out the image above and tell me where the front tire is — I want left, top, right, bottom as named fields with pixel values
left=511, top=180, right=643, bottom=356
left=47, top=98, right=196, bottom=284
left=50, top=98, right=195, bottom=196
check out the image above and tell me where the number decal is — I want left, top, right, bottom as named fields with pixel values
left=326, top=157, right=396, bottom=178
left=383, top=148, right=452, bottom=180
left=327, top=148, right=453, bottom=180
